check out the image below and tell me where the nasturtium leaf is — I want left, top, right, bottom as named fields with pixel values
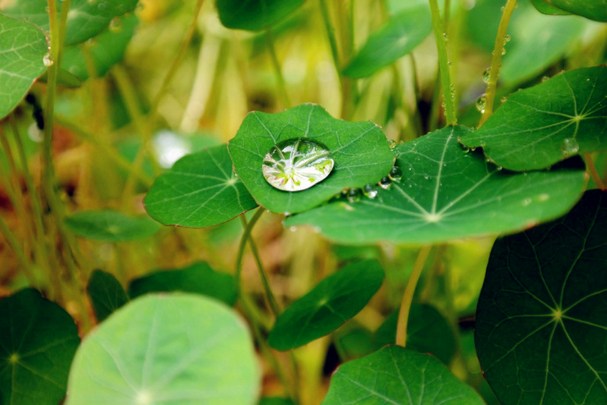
left=65, top=210, right=161, bottom=241
left=334, top=327, right=375, bottom=360
left=550, top=0, right=607, bottom=22
left=530, top=0, right=571, bottom=15
left=87, top=270, right=129, bottom=322
left=2, top=0, right=138, bottom=46
left=61, top=14, right=138, bottom=81
left=323, top=346, right=484, bottom=404
left=228, top=104, right=394, bottom=214
left=374, top=303, right=457, bottom=364
left=144, top=144, right=257, bottom=227
left=0, top=15, right=47, bottom=120
left=215, top=0, right=304, bottom=31
left=286, top=126, right=586, bottom=244
left=259, top=397, right=295, bottom=405
left=461, top=66, right=607, bottom=171
left=0, top=289, right=80, bottom=405
left=128, top=261, right=238, bottom=306
left=342, top=5, right=431, bottom=78
left=475, top=189, right=607, bottom=404
left=268, top=259, right=384, bottom=351
left=66, top=294, right=260, bottom=405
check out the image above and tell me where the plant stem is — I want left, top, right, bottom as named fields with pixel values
left=395, top=246, right=432, bottom=347
left=584, top=153, right=606, bottom=190
left=428, top=0, right=457, bottom=125
left=265, top=27, right=291, bottom=108
left=478, top=0, right=517, bottom=127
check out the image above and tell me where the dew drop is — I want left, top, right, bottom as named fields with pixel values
left=378, top=176, right=392, bottom=190
left=262, top=138, right=334, bottom=192
left=500, top=96, right=508, bottom=104
left=363, top=184, right=378, bottom=199
left=475, top=94, right=486, bottom=114
left=501, top=47, right=507, bottom=56
left=43, top=54, right=54, bottom=67
left=560, top=138, right=579, bottom=157
left=388, top=165, right=402, bottom=182
left=109, top=17, right=122, bottom=32
left=442, top=32, right=448, bottom=41
left=346, top=188, right=362, bottom=203
left=482, top=67, right=491, bottom=83
left=504, top=34, right=511, bottom=43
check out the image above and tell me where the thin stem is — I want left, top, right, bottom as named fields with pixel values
left=584, top=153, right=606, bottom=190
left=478, top=0, right=517, bottom=127
left=235, top=208, right=266, bottom=292
left=0, top=216, right=34, bottom=279
left=428, top=0, right=457, bottom=125
left=395, top=246, right=432, bottom=347
left=265, top=27, right=291, bottom=108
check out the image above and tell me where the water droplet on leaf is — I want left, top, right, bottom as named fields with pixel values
left=346, top=188, right=362, bottom=203
left=363, top=184, right=378, bottom=199
left=109, top=17, right=122, bottom=32
left=378, top=177, right=392, bottom=190
left=560, top=138, right=579, bottom=157
left=475, top=94, right=486, bottom=114
left=388, top=165, right=402, bottom=182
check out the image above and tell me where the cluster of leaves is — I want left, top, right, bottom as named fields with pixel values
left=0, top=0, right=606, bottom=404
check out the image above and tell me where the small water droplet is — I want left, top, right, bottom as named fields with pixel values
left=500, top=96, right=508, bottom=104
left=522, top=198, right=532, bottom=206
left=560, top=138, right=579, bottom=156
left=475, top=94, right=487, bottom=114
left=378, top=177, right=392, bottom=190
left=363, top=184, right=378, bottom=199
left=262, top=138, right=334, bottom=192
left=504, top=34, right=511, bottom=43
left=346, top=188, right=362, bottom=203
left=43, top=54, right=54, bottom=67
left=388, top=165, right=402, bottom=182
left=482, top=67, right=491, bottom=83
left=109, top=17, right=122, bottom=32
left=388, top=139, right=397, bottom=150
left=501, top=47, right=507, bottom=56
left=496, top=165, right=503, bottom=171
left=541, top=75, right=550, bottom=82
left=423, top=175, right=429, bottom=180
left=442, top=32, right=448, bottom=41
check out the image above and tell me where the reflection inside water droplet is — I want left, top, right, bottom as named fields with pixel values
left=388, top=165, right=402, bottom=182
left=363, top=184, right=378, bottom=199
left=560, top=138, right=579, bottom=157
left=475, top=94, right=486, bottom=114
left=262, top=138, right=334, bottom=192
left=378, top=177, right=392, bottom=190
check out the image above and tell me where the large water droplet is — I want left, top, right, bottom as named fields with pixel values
left=262, top=138, right=334, bottom=192
left=560, top=138, right=579, bottom=157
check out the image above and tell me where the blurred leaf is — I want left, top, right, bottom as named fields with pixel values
left=286, top=126, right=586, bottom=244
left=0, top=289, right=80, bottom=405
left=268, top=259, right=384, bottom=351
left=334, top=327, right=375, bottom=360
left=530, top=0, right=571, bottom=15
left=216, top=0, right=304, bottom=31
left=228, top=104, right=394, bottom=214
left=461, top=66, right=607, bottom=171
left=475, top=189, right=607, bottom=404
left=87, top=270, right=129, bottom=322
left=144, top=144, right=257, bottom=227
left=259, top=398, right=295, bottom=405
left=65, top=210, right=161, bottom=241
left=128, top=261, right=238, bottom=306
left=0, top=14, right=47, bottom=119
left=343, top=6, right=431, bottom=78
left=323, top=346, right=484, bottom=404
left=66, top=294, right=260, bottom=405
left=550, top=0, right=607, bottom=21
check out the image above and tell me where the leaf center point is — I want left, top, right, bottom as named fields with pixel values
left=135, top=390, right=153, bottom=405
left=424, top=213, right=443, bottom=223
left=551, top=307, right=563, bottom=322
left=8, top=353, right=19, bottom=365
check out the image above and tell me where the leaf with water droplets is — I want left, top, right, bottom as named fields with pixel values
left=475, top=189, right=607, bottom=404
left=144, top=144, right=258, bottom=228
left=286, top=126, right=586, bottom=244
left=549, top=0, right=607, bottom=21
left=228, top=104, right=394, bottom=214
left=216, top=0, right=304, bottom=31
left=461, top=66, right=607, bottom=171
left=65, top=210, right=160, bottom=241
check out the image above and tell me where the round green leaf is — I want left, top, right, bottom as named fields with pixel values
left=87, top=270, right=129, bottom=322
left=268, top=259, right=384, bottom=351
left=530, top=0, right=571, bottom=15
left=228, top=104, right=394, bottom=214
left=0, top=14, right=47, bottom=119
left=286, top=126, right=586, bottom=244
left=0, top=288, right=80, bottom=405
left=475, top=189, right=607, bottom=404
left=462, top=66, right=607, bottom=171
left=215, top=0, right=304, bottom=31
left=550, top=0, right=607, bottom=22
left=65, top=210, right=161, bottom=241
left=145, top=144, right=257, bottom=227
left=322, top=346, right=484, bottom=404
left=66, top=294, right=260, bottom=405
left=342, top=6, right=431, bottom=78
left=128, top=261, right=238, bottom=306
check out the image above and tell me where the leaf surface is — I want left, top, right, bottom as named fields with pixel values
left=65, top=210, right=161, bottom=241
left=87, top=270, right=129, bottom=322
left=216, top=0, right=304, bottom=31
left=550, top=0, right=607, bottom=21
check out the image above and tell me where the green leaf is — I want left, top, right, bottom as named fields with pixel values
left=268, top=259, right=384, bottom=351
left=0, top=14, right=47, bottom=119
left=374, top=303, right=457, bottom=364
left=259, top=398, right=295, bottom=405
left=322, top=346, right=484, bottom=404
left=66, top=294, right=260, bottom=405
left=461, top=66, right=607, bottom=171
left=144, top=144, right=257, bottom=227
left=286, top=126, right=586, bottom=244
left=128, top=261, right=238, bottom=306
left=530, top=0, right=571, bottom=15
left=65, top=210, right=161, bottom=241
left=0, top=288, right=80, bottom=405
left=550, top=0, right=607, bottom=22
left=61, top=14, right=138, bottom=81
left=215, top=0, right=304, bottom=31
left=228, top=104, right=394, bottom=214
left=3, top=0, right=138, bottom=46
left=475, top=189, right=607, bottom=404
left=342, top=6, right=431, bottom=78
left=87, top=270, right=129, bottom=322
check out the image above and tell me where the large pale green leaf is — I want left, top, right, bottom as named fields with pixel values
left=461, top=67, right=607, bottom=171
left=66, top=294, right=260, bottom=405
left=0, top=289, right=80, bottom=405
left=65, top=210, right=161, bottom=241
left=550, top=0, right=607, bottom=21
left=228, top=104, right=394, bottom=214
left=268, top=259, right=384, bottom=351
left=342, top=5, right=431, bottom=78
left=215, top=0, right=304, bottom=31
left=0, top=15, right=47, bottom=119
left=144, top=144, right=257, bottom=227
left=286, top=126, right=586, bottom=244
left=322, top=346, right=484, bottom=404
left=475, top=189, right=607, bottom=404
left=87, top=270, right=129, bottom=322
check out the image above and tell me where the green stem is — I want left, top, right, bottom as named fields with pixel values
left=0, top=216, right=34, bottom=279
left=584, top=153, right=606, bottom=190
left=395, top=246, right=432, bottom=347
left=428, top=0, right=457, bottom=125
left=265, top=27, right=291, bottom=108
left=478, top=0, right=517, bottom=127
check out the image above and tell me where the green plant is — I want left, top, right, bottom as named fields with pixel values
left=0, top=0, right=606, bottom=404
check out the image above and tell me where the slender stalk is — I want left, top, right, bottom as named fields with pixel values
left=0, top=216, right=34, bottom=280
left=428, top=0, right=457, bottom=125
left=478, top=0, right=517, bottom=127
left=584, top=153, right=606, bottom=190
left=265, top=27, right=291, bottom=108
left=395, top=246, right=432, bottom=347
